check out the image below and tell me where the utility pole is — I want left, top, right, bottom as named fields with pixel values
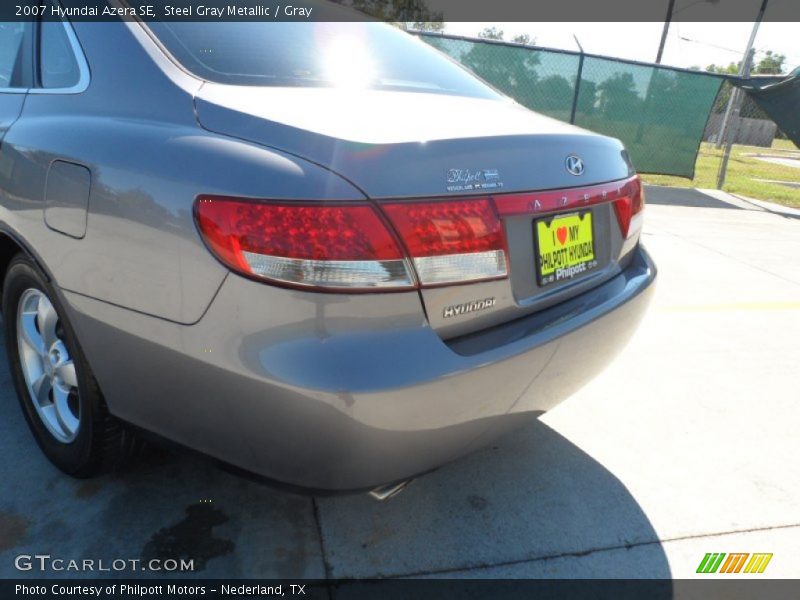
left=636, top=0, right=675, bottom=145
left=715, top=0, right=769, bottom=148
left=655, top=0, right=676, bottom=64
left=717, top=47, right=755, bottom=189
left=569, top=35, right=584, bottom=125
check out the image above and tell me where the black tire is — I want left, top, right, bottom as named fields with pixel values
left=2, top=253, right=141, bottom=477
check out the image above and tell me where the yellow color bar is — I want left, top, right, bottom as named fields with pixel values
left=757, top=554, right=773, bottom=573
left=744, top=553, right=773, bottom=574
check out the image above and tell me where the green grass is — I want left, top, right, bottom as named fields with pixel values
left=641, top=139, right=800, bottom=208
left=770, top=139, right=799, bottom=152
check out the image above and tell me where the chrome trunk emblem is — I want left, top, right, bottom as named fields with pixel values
left=565, top=155, right=585, bottom=176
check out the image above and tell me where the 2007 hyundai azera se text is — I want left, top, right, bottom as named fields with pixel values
left=0, top=4, right=655, bottom=492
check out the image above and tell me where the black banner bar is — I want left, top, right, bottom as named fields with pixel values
left=5, top=579, right=800, bottom=600
left=2, top=0, right=799, bottom=22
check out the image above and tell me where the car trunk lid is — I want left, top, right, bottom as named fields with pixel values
left=194, top=85, right=642, bottom=337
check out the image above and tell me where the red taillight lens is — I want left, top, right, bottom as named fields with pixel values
left=194, top=196, right=510, bottom=291
left=380, top=198, right=508, bottom=286
left=195, top=178, right=641, bottom=292
left=195, top=198, right=413, bottom=289
left=613, top=177, right=645, bottom=239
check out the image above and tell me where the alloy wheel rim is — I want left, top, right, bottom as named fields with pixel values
left=16, top=288, right=80, bottom=443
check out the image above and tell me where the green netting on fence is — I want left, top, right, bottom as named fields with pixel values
left=736, top=68, right=800, bottom=148
left=420, top=34, right=726, bottom=178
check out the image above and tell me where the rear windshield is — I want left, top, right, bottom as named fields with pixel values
left=145, top=22, right=500, bottom=98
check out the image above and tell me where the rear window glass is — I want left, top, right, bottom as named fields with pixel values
left=145, top=22, right=500, bottom=98
left=0, top=22, right=28, bottom=88
left=39, top=21, right=81, bottom=89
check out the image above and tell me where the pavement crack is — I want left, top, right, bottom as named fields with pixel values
left=311, top=497, right=335, bottom=591
left=385, top=522, right=800, bottom=579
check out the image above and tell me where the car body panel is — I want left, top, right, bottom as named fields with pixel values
left=1, top=22, right=366, bottom=324
left=61, top=245, right=655, bottom=490
left=43, top=160, right=91, bottom=239
left=193, top=81, right=636, bottom=335
left=195, top=84, right=632, bottom=199
left=0, top=93, right=26, bottom=142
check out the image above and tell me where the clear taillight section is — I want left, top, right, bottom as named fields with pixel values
left=380, top=198, right=507, bottom=286
left=194, top=196, right=508, bottom=291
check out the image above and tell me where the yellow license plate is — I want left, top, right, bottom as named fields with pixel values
left=535, top=212, right=597, bottom=286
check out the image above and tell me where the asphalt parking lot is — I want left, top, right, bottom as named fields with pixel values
left=1, top=186, right=798, bottom=579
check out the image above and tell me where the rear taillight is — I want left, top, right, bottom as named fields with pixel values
left=194, top=178, right=640, bottom=292
left=194, top=198, right=414, bottom=290
left=194, top=196, right=509, bottom=291
left=380, top=198, right=508, bottom=286
left=613, top=177, right=645, bottom=239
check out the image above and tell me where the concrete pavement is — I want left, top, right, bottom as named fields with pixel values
left=1, top=186, right=798, bottom=579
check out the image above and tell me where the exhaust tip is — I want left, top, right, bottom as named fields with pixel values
left=368, top=480, right=411, bottom=501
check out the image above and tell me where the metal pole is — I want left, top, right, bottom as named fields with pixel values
left=569, top=35, right=584, bottom=125
left=715, top=0, right=769, bottom=148
left=633, top=1, right=674, bottom=145
left=717, top=48, right=755, bottom=189
left=655, top=0, right=676, bottom=64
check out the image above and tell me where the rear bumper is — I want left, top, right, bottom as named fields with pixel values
left=64, top=245, right=656, bottom=490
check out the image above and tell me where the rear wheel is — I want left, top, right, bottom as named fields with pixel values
left=2, top=254, right=140, bottom=477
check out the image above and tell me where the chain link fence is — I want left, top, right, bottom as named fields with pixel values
left=704, top=79, right=786, bottom=147
left=416, top=32, right=728, bottom=178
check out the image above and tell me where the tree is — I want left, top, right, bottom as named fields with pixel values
left=754, top=50, right=786, bottom=75
left=706, top=49, right=785, bottom=120
left=706, top=50, right=786, bottom=76
left=596, top=72, right=643, bottom=120
left=459, top=31, right=542, bottom=107
left=511, top=33, right=536, bottom=46
left=478, top=26, right=504, bottom=40
left=533, top=75, right=575, bottom=119
left=409, top=21, right=445, bottom=32
left=706, top=62, right=740, bottom=75
left=576, top=79, right=598, bottom=116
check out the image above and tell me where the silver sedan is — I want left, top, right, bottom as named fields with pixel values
left=0, top=12, right=655, bottom=491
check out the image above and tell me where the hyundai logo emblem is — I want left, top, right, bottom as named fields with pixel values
left=565, top=155, right=585, bottom=176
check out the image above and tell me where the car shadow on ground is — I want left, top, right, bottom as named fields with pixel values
left=315, top=417, right=672, bottom=580
left=0, top=335, right=671, bottom=581
left=644, top=185, right=741, bottom=210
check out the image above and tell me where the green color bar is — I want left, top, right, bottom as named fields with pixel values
left=697, top=553, right=727, bottom=573
left=696, top=553, right=713, bottom=573
left=709, top=553, right=726, bottom=573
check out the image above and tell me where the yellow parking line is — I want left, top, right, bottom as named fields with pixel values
left=660, top=302, right=800, bottom=312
